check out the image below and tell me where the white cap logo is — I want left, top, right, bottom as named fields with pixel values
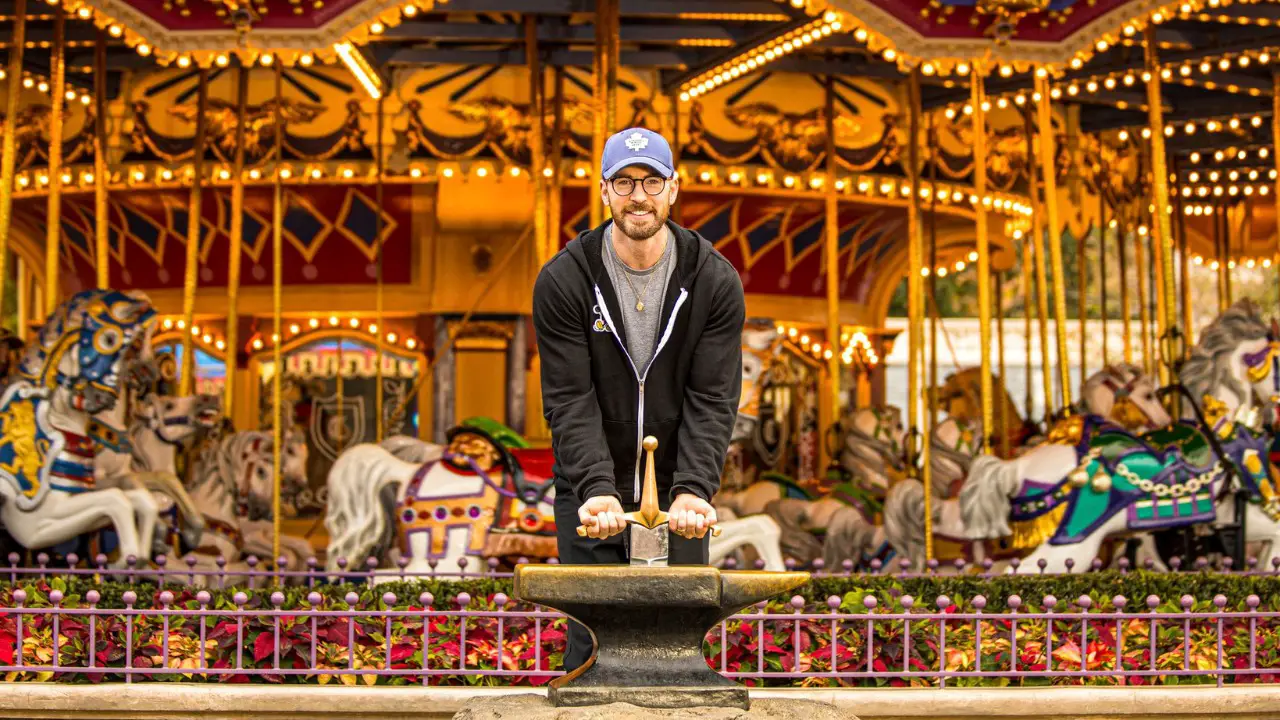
left=624, top=132, right=649, bottom=151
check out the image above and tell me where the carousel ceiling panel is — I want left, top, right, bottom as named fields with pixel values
left=559, top=188, right=1007, bottom=306
left=14, top=185, right=414, bottom=294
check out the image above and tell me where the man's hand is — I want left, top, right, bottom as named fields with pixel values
left=578, top=495, right=627, bottom=539
left=669, top=493, right=717, bottom=539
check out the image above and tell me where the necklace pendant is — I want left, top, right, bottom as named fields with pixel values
left=635, top=300, right=645, bottom=312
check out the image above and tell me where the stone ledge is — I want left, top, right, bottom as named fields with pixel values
left=0, top=683, right=1277, bottom=719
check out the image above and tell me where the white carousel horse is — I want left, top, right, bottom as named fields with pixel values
left=184, top=429, right=311, bottom=583
left=91, top=393, right=221, bottom=555
left=0, top=290, right=157, bottom=568
left=957, top=300, right=1280, bottom=573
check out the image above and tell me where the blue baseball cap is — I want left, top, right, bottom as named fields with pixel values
left=601, top=127, right=674, bottom=179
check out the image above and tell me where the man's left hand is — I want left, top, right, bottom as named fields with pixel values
left=669, top=493, right=717, bottom=539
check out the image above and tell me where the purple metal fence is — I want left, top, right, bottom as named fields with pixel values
left=1, top=582, right=1278, bottom=687
left=6, top=550, right=1279, bottom=588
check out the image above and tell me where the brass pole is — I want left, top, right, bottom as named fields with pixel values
left=906, top=71, right=923, bottom=470
left=1150, top=200, right=1168, bottom=377
left=925, top=110, right=938, bottom=562
left=93, top=28, right=109, bottom=289
left=590, top=0, right=616, bottom=227
left=1143, top=27, right=1178, bottom=384
left=973, top=64, right=994, bottom=450
left=1215, top=205, right=1228, bottom=311
left=0, top=0, right=27, bottom=320
left=526, top=16, right=548, bottom=267
left=271, top=63, right=284, bottom=566
left=1035, top=72, right=1072, bottom=408
left=1021, top=233, right=1034, bottom=418
left=824, top=75, right=842, bottom=445
left=549, top=69, right=565, bottom=260
left=1223, top=204, right=1234, bottom=305
left=1274, top=72, right=1280, bottom=311
left=375, top=91, right=385, bottom=442
left=44, top=11, right=66, bottom=315
left=1077, top=201, right=1088, bottom=392
left=996, top=271, right=1008, bottom=456
left=1098, top=197, right=1108, bottom=365
left=1119, top=211, right=1132, bottom=364
left=1176, top=194, right=1192, bottom=353
left=1023, top=108, right=1054, bottom=417
left=178, top=69, right=209, bottom=396
left=1135, top=211, right=1152, bottom=376
left=224, top=67, right=249, bottom=421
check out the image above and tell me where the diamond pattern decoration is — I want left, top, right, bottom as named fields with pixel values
left=334, top=189, right=399, bottom=262
left=281, top=190, right=335, bottom=263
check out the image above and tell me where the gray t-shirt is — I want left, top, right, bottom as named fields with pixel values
left=601, top=222, right=676, bottom=377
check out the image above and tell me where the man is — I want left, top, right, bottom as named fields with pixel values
left=532, top=127, right=745, bottom=670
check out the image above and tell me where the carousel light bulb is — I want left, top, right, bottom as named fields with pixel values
left=249, top=169, right=261, bottom=180
left=1211, top=260, right=1220, bottom=270
left=1104, top=77, right=1117, bottom=90
left=300, top=53, right=314, bottom=67
left=279, top=168, right=292, bottom=179
left=289, top=324, right=300, bottom=334
left=1184, top=122, right=1196, bottom=134
left=944, top=107, right=957, bottom=120
left=728, top=171, right=741, bottom=183
left=1141, top=128, right=1152, bottom=139
left=509, top=166, right=520, bottom=177
left=406, top=338, right=417, bottom=350
left=835, top=179, right=846, bottom=191
left=261, top=53, right=274, bottom=66
left=343, top=168, right=354, bottom=178
left=109, top=25, right=124, bottom=37
left=957, top=62, right=970, bottom=75
left=1179, top=65, right=1192, bottom=77
left=311, top=168, right=323, bottom=179
left=387, top=332, right=397, bottom=344
left=1123, top=73, right=1135, bottom=86
left=800, top=334, right=810, bottom=345
left=1253, top=116, right=1265, bottom=127
left=410, top=167, right=423, bottom=178
left=83, top=173, right=94, bottom=184
left=215, top=339, right=226, bottom=350
left=403, top=2, right=417, bottom=16
left=1263, top=148, right=1272, bottom=159
left=329, top=316, right=339, bottom=326
left=1219, top=58, right=1231, bottom=71
left=1266, top=259, right=1275, bottom=268
left=1015, top=93, right=1027, bottom=106
left=308, top=318, right=319, bottom=329
left=368, top=324, right=377, bottom=334
left=574, top=167, right=586, bottom=178
left=161, top=169, right=173, bottom=181
left=137, top=44, right=151, bottom=56
left=349, top=318, right=360, bottom=328
left=370, top=21, right=385, bottom=34
left=252, top=338, right=263, bottom=350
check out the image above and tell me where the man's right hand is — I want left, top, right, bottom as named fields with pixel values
left=578, top=495, right=627, bottom=539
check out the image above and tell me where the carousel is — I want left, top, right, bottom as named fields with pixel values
left=0, top=0, right=1276, bottom=592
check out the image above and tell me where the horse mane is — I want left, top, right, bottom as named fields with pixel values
left=1178, top=299, right=1270, bottom=417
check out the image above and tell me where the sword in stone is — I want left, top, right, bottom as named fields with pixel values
left=576, top=436, right=721, bottom=567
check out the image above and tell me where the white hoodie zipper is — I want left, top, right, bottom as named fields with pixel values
left=594, top=285, right=689, bottom=503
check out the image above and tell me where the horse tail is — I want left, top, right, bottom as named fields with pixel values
left=323, top=444, right=419, bottom=574
left=958, top=454, right=1020, bottom=540
left=881, top=478, right=927, bottom=571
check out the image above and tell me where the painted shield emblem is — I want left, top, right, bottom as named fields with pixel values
left=752, top=387, right=787, bottom=470
left=309, top=393, right=366, bottom=461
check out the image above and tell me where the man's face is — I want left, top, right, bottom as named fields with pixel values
left=600, top=165, right=679, bottom=241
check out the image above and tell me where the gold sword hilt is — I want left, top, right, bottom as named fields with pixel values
left=575, top=435, right=722, bottom=537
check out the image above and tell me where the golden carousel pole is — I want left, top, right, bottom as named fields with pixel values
left=590, top=0, right=617, bottom=227
left=94, top=28, right=110, bottom=289
left=1174, top=184, right=1192, bottom=353
left=1077, top=206, right=1087, bottom=392
left=1119, top=209, right=1132, bottom=364
left=178, top=70, right=209, bottom=396
left=1098, top=196, right=1108, bottom=364
left=0, top=0, right=26, bottom=318
left=973, top=62, right=994, bottom=450
left=375, top=90, right=385, bottom=442
left=1144, top=27, right=1178, bottom=384
left=1135, top=204, right=1152, bottom=376
left=1035, top=70, right=1072, bottom=409
left=1023, top=107, right=1054, bottom=418
left=1273, top=73, right=1280, bottom=294
left=1221, top=206, right=1233, bottom=306
left=548, top=70, right=565, bottom=264
left=926, top=109, right=939, bottom=562
left=527, top=17, right=549, bottom=267
left=44, top=10, right=66, bottom=315
left=996, top=271, right=1008, bottom=456
left=271, top=62, right=285, bottom=566
left=824, top=75, right=842, bottom=456
left=224, top=66, right=249, bottom=420
left=906, top=70, right=924, bottom=478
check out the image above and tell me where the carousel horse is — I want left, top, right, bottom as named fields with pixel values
left=0, top=290, right=158, bottom=568
left=956, top=300, right=1280, bottom=573
left=932, top=368, right=1041, bottom=457
left=89, top=393, right=221, bottom=556
left=183, top=427, right=312, bottom=583
left=883, top=362, right=1177, bottom=572
left=324, top=422, right=558, bottom=575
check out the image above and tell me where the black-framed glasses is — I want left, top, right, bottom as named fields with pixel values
left=609, top=176, right=668, bottom=196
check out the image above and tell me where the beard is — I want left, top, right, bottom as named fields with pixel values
left=611, top=198, right=670, bottom=241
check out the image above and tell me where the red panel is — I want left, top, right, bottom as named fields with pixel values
left=119, top=0, right=367, bottom=31
left=865, top=0, right=1138, bottom=42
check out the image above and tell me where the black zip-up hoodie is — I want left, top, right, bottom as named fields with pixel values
left=532, top=219, right=745, bottom=505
